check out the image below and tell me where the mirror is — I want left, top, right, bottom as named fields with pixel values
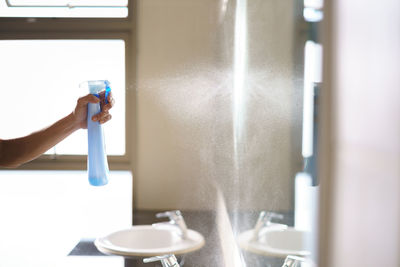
left=134, top=0, right=322, bottom=266
left=0, top=0, right=323, bottom=266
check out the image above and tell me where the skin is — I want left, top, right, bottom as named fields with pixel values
left=0, top=92, right=115, bottom=168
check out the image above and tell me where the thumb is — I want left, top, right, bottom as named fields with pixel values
left=77, top=94, right=100, bottom=107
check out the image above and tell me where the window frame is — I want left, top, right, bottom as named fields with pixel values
left=0, top=0, right=136, bottom=171
left=0, top=0, right=130, bottom=19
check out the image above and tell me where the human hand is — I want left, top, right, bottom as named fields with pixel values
left=73, top=91, right=115, bottom=129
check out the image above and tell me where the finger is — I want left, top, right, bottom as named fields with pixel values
left=78, top=94, right=100, bottom=106
left=107, top=91, right=113, bottom=104
left=91, top=114, right=99, bottom=122
left=102, top=101, right=114, bottom=112
left=91, top=113, right=103, bottom=122
left=87, top=94, right=101, bottom=103
left=104, top=93, right=115, bottom=111
left=92, top=109, right=111, bottom=121
left=102, top=96, right=114, bottom=112
left=99, top=114, right=112, bottom=124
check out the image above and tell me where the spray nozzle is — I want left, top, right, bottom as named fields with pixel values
left=89, top=80, right=111, bottom=104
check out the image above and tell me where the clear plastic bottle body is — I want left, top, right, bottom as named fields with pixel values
left=80, top=80, right=110, bottom=186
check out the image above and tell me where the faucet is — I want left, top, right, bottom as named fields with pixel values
left=152, top=210, right=188, bottom=239
left=143, top=254, right=180, bottom=267
left=252, top=211, right=285, bottom=241
left=282, top=255, right=311, bottom=267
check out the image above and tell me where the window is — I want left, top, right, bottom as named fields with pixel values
left=0, top=39, right=126, bottom=156
left=0, top=0, right=133, bottom=168
left=0, top=0, right=128, bottom=18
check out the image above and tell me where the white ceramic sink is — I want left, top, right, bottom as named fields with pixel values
left=95, top=225, right=205, bottom=257
left=238, top=227, right=311, bottom=258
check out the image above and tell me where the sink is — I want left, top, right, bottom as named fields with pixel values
left=95, top=225, right=205, bottom=257
left=238, top=227, right=311, bottom=258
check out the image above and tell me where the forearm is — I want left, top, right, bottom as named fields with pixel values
left=0, top=113, right=80, bottom=168
left=0, top=92, right=113, bottom=168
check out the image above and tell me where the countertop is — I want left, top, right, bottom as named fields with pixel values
left=67, top=210, right=291, bottom=267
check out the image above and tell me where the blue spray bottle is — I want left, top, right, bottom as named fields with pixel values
left=80, top=80, right=111, bottom=186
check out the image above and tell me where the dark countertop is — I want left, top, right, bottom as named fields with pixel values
left=67, top=210, right=292, bottom=267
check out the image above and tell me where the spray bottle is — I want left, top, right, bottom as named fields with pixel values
left=80, top=80, right=111, bottom=186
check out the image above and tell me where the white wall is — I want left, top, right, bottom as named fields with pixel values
left=320, top=0, right=400, bottom=266
left=135, top=0, right=222, bottom=210
left=134, top=0, right=302, bottom=211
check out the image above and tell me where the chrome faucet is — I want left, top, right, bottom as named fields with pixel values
left=152, top=210, right=188, bottom=239
left=282, top=255, right=309, bottom=267
left=143, top=254, right=180, bottom=267
left=252, top=211, right=285, bottom=241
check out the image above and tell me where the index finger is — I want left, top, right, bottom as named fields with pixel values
left=104, top=92, right=115, bottom=111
